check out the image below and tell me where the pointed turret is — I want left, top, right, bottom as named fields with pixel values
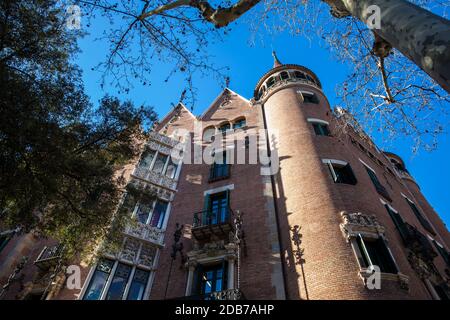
left=272, top=51, right=282, bottom=68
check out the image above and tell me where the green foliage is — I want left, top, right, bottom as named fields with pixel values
left=0, top=0, right=158, bottom=259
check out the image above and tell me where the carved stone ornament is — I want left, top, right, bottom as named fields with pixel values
left=340, top=211, right=385, bottom=241
left=407, top=251, right=435, bottom=280
left=187, top=240, right=237, bottom=263
left=359, top=269, right=410, bottom=291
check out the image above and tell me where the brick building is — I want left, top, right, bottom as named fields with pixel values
left=1, top=54, right=449, bottom=300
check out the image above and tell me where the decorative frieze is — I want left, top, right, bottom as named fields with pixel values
left=124, top=222, right=164, bottom=247
left=120, top=237, right=140, bottom=263
left=115, top=237, right=157, bottom=269
left=148, top=131, right=180, bottom=148
left=340, top=211, right=385, bottom=241
left=132, top=166, right=177, bottom=190
left=138, top=243, right=157, bottom=268
left=359, top=269, right=410, bottom=291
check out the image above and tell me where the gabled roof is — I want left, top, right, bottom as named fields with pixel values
left=198, top=88, right=250, bottom=120
left=154, top=102, right=196, bottom=132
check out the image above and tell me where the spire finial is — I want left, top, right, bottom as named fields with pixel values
left=272, top=51, right=282, bottom=68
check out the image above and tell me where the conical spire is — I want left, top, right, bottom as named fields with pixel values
left=272, top=51, right=282, bottom=68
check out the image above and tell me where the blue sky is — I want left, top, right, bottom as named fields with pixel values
left=75, top=12, right=450, bottom=228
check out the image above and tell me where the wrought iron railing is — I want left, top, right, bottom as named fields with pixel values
left=193, top=206, right=233, bottom=228
left=34, top=244, right=63, bottom=269
left=177, top=289, right=245, bottom=300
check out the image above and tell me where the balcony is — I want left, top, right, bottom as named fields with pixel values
left=148, top=131, right=180, bottom=148
left=34, top=244, right=63, bottom=270
left=132, top=166, right=177, bottom=190
left=176, top=289, right=245, bottom=300
left=124, top=222, right=165, bottom=246
left=192, top=207, right=234, bottom=241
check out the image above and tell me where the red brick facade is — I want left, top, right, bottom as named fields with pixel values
left=1, top=60, right=449, bottom=300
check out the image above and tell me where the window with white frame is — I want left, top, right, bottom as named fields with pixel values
left=355, top=234, right=398, bottom=274
left=300, top=91, right=319, bottom=104
left=323, top=159, right=357, bottom=185
left=134, top=199, right=168, bottom=229
left=137, top=148, right=179, bottom=179
left=82, top=258, right=152, bottom=300
left=307, top=118, right=330, bottom=136
left=361, top=161, right=391, bottom=201
left=429, top=236, right=450, bottom=267
left=403, top=195, right=435, bottom=235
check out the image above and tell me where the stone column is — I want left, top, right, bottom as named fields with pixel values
left=227, top=257, right=235, bottom=290
left=224, top=243, right=237, bottom=290
left=184, top=260, right=197, bottom=296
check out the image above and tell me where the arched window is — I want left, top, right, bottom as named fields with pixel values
left=306, top=74, right=315, bottom=83
left=218, top=122, right=231, bottom=133
left=233, top=118, right=246, bottom=130
left=266, top=77, right=275, bottom=88
left=203, top=126, right=216, bottom=142
left=280, top=71, right=289, bottom=80
left=294, top=71, right=306, bottom=80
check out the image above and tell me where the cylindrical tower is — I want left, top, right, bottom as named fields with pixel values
left=253, top=53, right=428, bottom=300
left=254, top=53, right=370, bottom=299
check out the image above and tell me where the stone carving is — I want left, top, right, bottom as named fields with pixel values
left=132, top=166, right=177, bottom=190
left=120, top=238, right=140, bottom=263
left=148, top=131, right=179, bottom=148
left=138, top=243, right=157, bottom=268
left=124, top=222, right=164, bottom=246
left=210, top=288, right=243, bottom=300
left=340, top=211, right=385, bottom=241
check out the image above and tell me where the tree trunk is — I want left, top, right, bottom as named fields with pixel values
left=339, top=0, right=450, bottom=93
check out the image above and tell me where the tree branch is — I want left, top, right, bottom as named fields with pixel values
left=139, top=0, right=262, bottom=27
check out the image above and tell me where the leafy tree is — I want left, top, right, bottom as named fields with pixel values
left=75, top=0, right=449, bottom=151
left=0, top=0, right=158, bottom=258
